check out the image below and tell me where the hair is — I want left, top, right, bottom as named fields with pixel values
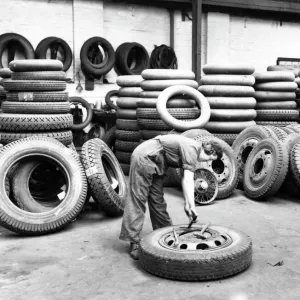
left=209, top=140, right=223, bottom=160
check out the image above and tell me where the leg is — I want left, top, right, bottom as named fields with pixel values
left=148, top=175, right=173, bottom=230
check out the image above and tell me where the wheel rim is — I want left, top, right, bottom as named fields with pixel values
left=159, top=226, right=233, bottom=251
left=194, top=169, right=218, bottom=205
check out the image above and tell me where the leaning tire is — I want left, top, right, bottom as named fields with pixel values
left=139, top=224, right=252, bottom=281
left=81, top=138, right=127, bottom=216
left=0, top=137, right=87, bottom=235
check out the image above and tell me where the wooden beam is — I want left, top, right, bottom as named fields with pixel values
left=192, top=0, right=202, bottom=82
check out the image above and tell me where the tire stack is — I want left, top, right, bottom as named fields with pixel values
left=198, top=63, right=257, bottom=145
left=114, top=75, right=144, bottom=175
left=0, top=59, right=73, bottom=147
left=254, top=71, right=299, bottom=127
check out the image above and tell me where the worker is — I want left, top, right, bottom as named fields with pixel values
left=119, top=134, right=223, bottom=260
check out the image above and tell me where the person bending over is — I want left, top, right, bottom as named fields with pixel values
left=119, top=134, right=223, bottom=260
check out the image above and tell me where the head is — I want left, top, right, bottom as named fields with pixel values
left=198, top=140, right=223, bottom=162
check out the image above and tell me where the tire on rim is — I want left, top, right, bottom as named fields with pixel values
left=243, top=138, right=289, bottom=200
left=0, top=137, right=87, bottom=235
left=139, top=224, right=252, bottom=281
left=80, top=138, right=127, bottom=216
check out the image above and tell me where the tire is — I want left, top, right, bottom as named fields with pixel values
left=0, top=113, right=73, bottom=131
left=3, top=80, right=66, bottom=91
left=157, top=85, right=210, bottom=131
left=267, top=65, right=299, bottom=77
left=35, top=36, right=73, bottom=72
left=204, top=121, right=256, bottom=133
left=139, top=224, right=252, bottom=281
left=120, top=163, right=130, bottom=175
left=210, top=109, right=256, bottom=121
left=265, top=126, right=289, bottom=141
left=137, top=97, right=196, bottom=108
left=207, top=97, right=256, bottom=109
left=198, top=85, right=255, bottom=97
left=118, top=87, right=143, bottom=97
left=0, top=68, right=12, bottom=78
left=0, top=137, right=87, bottom=235
left=105, top=90, right=119, bottom=110
left=116, top=75, right=143, bottom=87
left=115, top=42, right=149, bottom=75
left=140, top=91, right=161, bottom=98
left=213, top=133, right=238, bottom=145
left=0, top=33, right=35, bottom=68
left=80, top=37, right=115, bottom=77
left=243, top=138, right=289, bottom=200
left=115, top=129, right=141, bottom=141
left=141, top=130, right=171, bottom=140
left=200, top=74, right=255, bottom=86
left=115, top=140, right=141, bottom=151
left=6, top=91, right=68, bottom=102
left=2, top=101, right=70, bottom=114
left=11, top=71, right=67, bottom=81
left=254, top=91, right=296, bottom=101
left=116, top=119, right=139, bottom=131
left=102, top=125, right=116, bottom=150
left=256, top=121, right=298, bottom=127
left=141, top=69, right=195, bottom=80
left=254, top=81, right=297, bottom=92
left=116, top=97, right=139, bottom=109
left=289, top=142, right=300, bottom=188
left=81, top=138, right=126, bottom=216
left=116, top=109, right=137, bottom=120
left=255, top=109, right=299, bottom=121
left=69, top=97, right=93, bottom=130
left=141, top=80, right=198, bottom=91
left=203, top=63, right=255, bottom=75
left=115, top=150, right=132, bottom=164
left=254, top=71, right=295, bottom=83
left=9, top=59, right=63, bottom=72
left=137, top=107, right=200, bottom=119
left=138, top=118, right=173, bottom=130
left=0, top=130, right=73, bottom=145
left=255, top=101, right=297, bottom=109
left=283, top=133, right=300, bottom=152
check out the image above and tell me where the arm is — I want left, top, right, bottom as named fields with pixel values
left=181, top=169, right=198, bottom=222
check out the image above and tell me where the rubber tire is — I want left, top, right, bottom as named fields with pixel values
left=118, top=87, right=143, bottom=97
left=101, top=125, right=116, bottom=150
left=255, top=101, right=297, bottom=109
left=116, top=97, right=139, bottom=109
left=137, top=107, right=200, bottom=119
left=254, top=81, right=297, bottom=92
left=141, top=130, right=171, bottom=140
left=0, top=33, right=35, bottom=68
left=139, top=224, right=252, bottom=281
left=198, top=85, right=255, bottom=97
left=254, top=71, right=295, bottom=83
left=80, top=37, right=115, bottom=77
left=105, top=90, right=119, bottom=110
left=0, top=68, right=12, bottom=78
left=116, top=75, right=143, bottom=87
left=115, top=129, right=141, bottom=141
left=265, top=126, right=289, bottom=141
left=141, top=79, right=198, bottom=91
left=115, top=140, right=141, bottom=151
left=69, top=97, right=93, bottom=130
left=0, top=113, right=73, bottom=131
left=254, top=91, right=296, bottom=101
left=200, top=75, right=255, bottom=86
left=35, top=37, right=73, bottom=72
left=255, top=110, right=298, bottom=121
left=157, top=85, right=210, bottom=131
left=243, top=138, right=289, bottom=200
left=137, top=118, right=175, bottom=130
left=140, top=91, right=162, bottom=98
left=205, top=121, right=256, bottom=133
left=81, top=138, right=126, bottom=216
left=9, top=59, right=63, bottom=72
left=213, top=133, right=238, bottom=146
left=116, top=109, right=137, bottom=120
left=120, top=163, right=130, bottom=176
left=207, top=97, right=256, bottom=109
left=115, top=150, right=132, bottom=164
left=0, top=137, right=87, bottom=235
left=256, top=121, right=298, bottom=127
left=6, top=91, right=68, bottom=102
left=203, top=63, right=255, bottom=75
left=116, top=119, right=139, bottom=131
left=2, top=101, right=70, bottom=114
left=137, top=97, right=196, bottom=108
left=289, top=142, right=300, bottom=188
left=11, top=71, right=67, bottom=81
left=210, top=109, right=256, bottom=121
left=0, top=130, right=73, bottom=146
left=3, top=80, right=66, bottom=91
left=267, top=65, right=299, bottom=77
left=141, top=69, right=195, bottom=80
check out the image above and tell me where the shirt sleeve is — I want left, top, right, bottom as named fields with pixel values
left=178, top=143, right=199, bottom=172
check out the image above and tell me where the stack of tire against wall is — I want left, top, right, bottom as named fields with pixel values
left=254, top=70, right=299, bottom=128
left=0, top=59, right=73, bottom=146
left=198, top=63, right=257, bottom=145
left=0, top=68, right=12, bottom=102
left=114, top=75, right=144, bottom=175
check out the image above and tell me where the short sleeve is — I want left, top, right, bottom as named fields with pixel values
left=178, top=143, right=199, bottom=172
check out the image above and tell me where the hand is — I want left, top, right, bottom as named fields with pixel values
left=184, top=203, right=198, bottom=224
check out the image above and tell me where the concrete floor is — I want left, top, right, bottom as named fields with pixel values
left=0, top=185, right=300, bottom=300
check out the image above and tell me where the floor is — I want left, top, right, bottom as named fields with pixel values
left=0, top=185, right=299, bottom=300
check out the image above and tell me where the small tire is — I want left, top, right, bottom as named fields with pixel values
left=200, top=74, right=255, bottom=86
left=198, top=85, right=255, bottom=97
left=69, top=97, right=93, bottom=130
left=105, top=90, right=119, bottom=110
left=9, top=59, right=63, bottom=72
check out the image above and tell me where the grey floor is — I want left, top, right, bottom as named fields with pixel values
left=0, top=186, right=299, bottom=300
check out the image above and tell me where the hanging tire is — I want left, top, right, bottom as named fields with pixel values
left=81, top=138, right=127, bottom=216
left=69, top=97, right=93, bottom=130
left=35, top=36, right=73, bottom=72
left=9, top=59, right=63, bottom=72
left=205, top=121, right=256, bottom=133
left=139, top=224, right=252, bottom=281
left=3, top=80, right=66, bottom=91
left=255, top=109, right=298, bottom=121
left=210, top=109, right=256, bottom=121
left=0, top=33, right=35, bottom=68
left=243, top=138, right=289, bottom=200
left=202, top=63, right=255, bottom=75
left=207, top=97, right=256, bottom=109
left=116, top=75, right=143, bottom=87
left=142, top=69, right=195, bottom=80
left=255, top=71, right=295, bottom=83
left=200, top=74, right=255, bottom=86
left=255, top=101, right=297, bottom=109
left=80, top=37, right=115, bottom=77
left=6, top=91, right=68, bottom=102
left=198, top=85, right=255, bottom=97
left=0, top=137, right=87, bottom=235
left=11, top=71, right=67, bottom=81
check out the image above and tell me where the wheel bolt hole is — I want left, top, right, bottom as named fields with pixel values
left=180, top=244, right=188, bottom=249
left=196, top=243, right=209, bottom=250
left=212, top=159, right=225, bottom=174
left=254, top=158, right=264, bottom=174
left=168, top=240, right=174, bottom=246
left=215, top=240, right=221, bottom=246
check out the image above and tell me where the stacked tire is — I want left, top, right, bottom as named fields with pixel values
left=198, top=63, right=257, bottom=145
left=0, top=59, right=73, bottom=146
left=254, top=71, right=298, bottom=127
left=115, top=75, right=144, bottom=175
left=0, top=68, right=12, bottom=101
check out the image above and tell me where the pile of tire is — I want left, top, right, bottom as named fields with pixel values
left=114, top=75, right=144, bottom=175
left=0, top=59, right=74, bottom=146
left=198, top=63, right=257, bottom=145
left=254, top=71, right=299, bottom=127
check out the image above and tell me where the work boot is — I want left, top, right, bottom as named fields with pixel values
left=129, top=242, right=140, bottom=260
